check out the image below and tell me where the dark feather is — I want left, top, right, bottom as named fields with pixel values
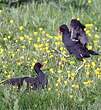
left=59, top=24, right=99, bottom=60
left=70, top=19, right=88, bottom=47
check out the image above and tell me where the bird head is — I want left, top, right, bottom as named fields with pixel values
left=34, top=62, right=43, bottom=69
left=70, top=19, right=85, bottom=30
left=59, top=24, right=69, bottom=34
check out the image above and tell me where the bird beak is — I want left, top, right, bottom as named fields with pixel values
left=58, top=30, right=62, bottom=35
left=41, top=64, right=43, bottom=67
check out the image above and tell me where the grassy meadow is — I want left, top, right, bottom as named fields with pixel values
left=0, top=0, right=101, bottom=109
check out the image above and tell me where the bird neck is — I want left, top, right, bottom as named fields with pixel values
left=34, top=67, right=43, bottom=75
left=63, top=31, right=69, bottom=36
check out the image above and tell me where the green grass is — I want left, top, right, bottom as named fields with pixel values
left=0, top=0, right=101, bottom=110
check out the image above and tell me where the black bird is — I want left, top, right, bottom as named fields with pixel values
left=59, top=24, right=99, bottom=60
left=70, top=19, right=88, bottom=47
left=0, top=63, right=48, bottom=90
left=0, top=76, right=29, bottom=90
left=24, top=62, right=48, bottom=90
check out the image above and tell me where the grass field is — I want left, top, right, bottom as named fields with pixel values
left=0, top=0, right=101, bottom=110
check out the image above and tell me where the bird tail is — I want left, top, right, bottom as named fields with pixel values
left=88, top=50, right=99, bottom=55
left=0, top=77, right=29, bottom=85
left=0, top=79, right=10, bottom=84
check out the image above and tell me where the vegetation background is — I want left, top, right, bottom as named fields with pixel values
left=0, top=0, right=101, bottom=110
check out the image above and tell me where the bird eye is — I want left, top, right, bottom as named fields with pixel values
left=60, top=28, right=64, bottom=32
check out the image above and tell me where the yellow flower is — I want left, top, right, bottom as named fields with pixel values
left=11, top=53, right=15, bottom=58
left=21, top=45, right=26, bottom=49
left=62, top=50, right=67, bottom=55
left=45, top=43, right=49, bottom=47
left=3, top=38, right=7, bottom=41
left=3, top=65, right=6, bottom=68
left=0, top=48, right=4, bottom=54
left=64, top=80, right=68, bottom=85
left=47, top=50, right=51, bottom=54
left=24, top=35, right=29, bottom=39
left=19, top=36, right=24, bottom=41
left=37, top=37, right=41, bottom=42
left=72, top=84, right=79, bottom=89
left=60, top=47, right=64, bottom=51
left=34, top=43, right=39, bottom=48
left=56, top=83, right=59, bottom=87
left=8, top=36, right=11, bottom=39
left=16, top=61, right=21, bottom=66
left=55, top=35, right=61, bottom=41
left=46, top=33, right=50, bottom=37
left=43, top=61, right=48, bottom=65
left=48, top=87, right=51, bottom=91
left=86, top=72, right=90, bottom=76
left=29, top=37, right=32, bottom=41
left=85, top=24, right=93, bottom=28
left=97, top=75, right=101, bottom=79
left=39, top=28, right=43, bottom=31
left=58, top=70, right=62, bottom=73
left=31, top=59, right=37, bottom=69
left=55, top=41, right=61, bottom=46
left=33, top=32, right=38, bottom=36
left=70, top=61, right=76, bottom=65
left=41, top=30, right=45, bottom=35
left=71, top=73, right=76, bottom=77
left=58, top=61, right=62, bottom=66
left=85, top=30, right=91, bottom=35
left=49, top=54, right=54, bottom=58
left=88, top=0, right=92, bottom=4
left=83, top=80, right=93, bottom=86
left=20, top=56, right=24, bottom=60
left=19, top=26, right=24, bottom=31
left=31, top=62, right=35, bottom=69
left=68, top=73, right=76, bottom=80
left=17, top=49, right=20, bottom=52
left=95, top=27, right=97, bottom=30
left=77, top=17, right=80, bottom=20
left=91, top=62, right=96, bottom=67
left=93, top=40, right=98, bottom=44
left=88, top=33, right=91, bottom=37
left=0, top=10, right=2, bottom=13
left=7, top=74, right=11, bottom=78
left=58, top=92, right=61, bottom=97
left=83, top=59, right=87, bottom=63
left=87, top=45, right=92, bottom=50
left=94, top=34, right=100, bottom=39
left=10, top=20, right=14, bottom=24
left=40, top=47, right=44, bottom=51
left=61, top=57, right=66, bottom=61
left=85, top=63, right=90, bottom=68
left=95, top=68, right=101, bottom=75
left=45, top=47, right=49, bottom=51
left=15, top=40, right=18, bottom=43
left=70, top=95, right=73, bottom=98
left=47, top=35, right=53, bottom=38
left=49, top=68, right=54, bottom=73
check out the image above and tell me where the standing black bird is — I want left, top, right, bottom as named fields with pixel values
left=24, top=62, right=48, bottom=90
left=59, top=24, right=99, bottom=60
left=70, top=19, right=88, bottom=47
